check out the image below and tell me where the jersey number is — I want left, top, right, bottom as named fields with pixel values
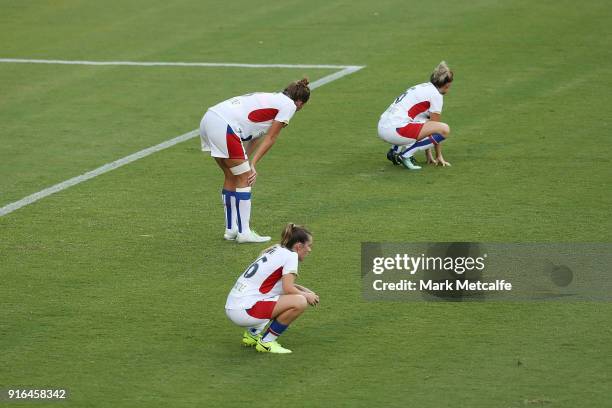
left=242, top=256, right=268, bottom=279
left=394, top=87, right=416, bottom=104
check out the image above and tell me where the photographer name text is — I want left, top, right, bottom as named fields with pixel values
left=372, top=279, right=512, bottom=291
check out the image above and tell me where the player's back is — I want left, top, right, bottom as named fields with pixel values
left=210, top=92, right=296, bottom=140
left=225, top=245, right=298, bottom=309
left=381, top=82, right=442, bottom=126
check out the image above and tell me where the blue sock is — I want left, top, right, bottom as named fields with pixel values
left=400, top=133, right=445, bottom=158
left=261, top=320, right=288, bottom=343
left=221, top=189, right=234, bottom=230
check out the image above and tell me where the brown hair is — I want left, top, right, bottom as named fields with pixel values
left=430, top=61, right=453, bottom=88
left=281, top=223, right=312, bottom=249
left=283, top=77, right=310, bottom=103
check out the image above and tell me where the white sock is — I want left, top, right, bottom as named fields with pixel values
left=248, top=322, right=268, bottom=336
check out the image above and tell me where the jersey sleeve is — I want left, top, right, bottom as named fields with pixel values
left=282, top=251, right=299, bottom=276
left=429, top=91, right=444, bottom=114
left=274, top=97, right=297, bottom=124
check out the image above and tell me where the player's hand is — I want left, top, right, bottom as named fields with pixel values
left=437, top=158, right=451, bottom=167
left=305, top=292, right=319, bottom=306
left=247, top=167, right=257, bottom=186
left=426, top=150, right=437, bottom=165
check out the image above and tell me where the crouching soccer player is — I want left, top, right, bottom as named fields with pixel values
left=378, top=61, right=454, bottom=170
left=225, top=223, right=319, bottom=354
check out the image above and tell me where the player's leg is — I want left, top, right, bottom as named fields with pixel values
left=203, top=111, right=269, bottom=243
left=242, top=316, right=269, bottom=347
left=398, top=121, right=450, bottom=161
left=221, top=157, right=270, bottom=243
left=380, top=122, right=422, bottom=170
left=203, top=112, right=241, bottom=239
left=386, top=144, right=402, bottom=165
left=378, top=121, right=414, bottom=166
left=417, top=121, right=450, bottom=140
left=219, top=124, right=269, bottom=243
left=225, top=308, right=270, bottom=347
left=256, top=294, right=308, bottom=354
left=213, top=158, right=239, bottom=240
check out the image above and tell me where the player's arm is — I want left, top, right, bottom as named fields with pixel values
left=247, top=120, right=285, bottom=185
left=294, top=284, right=315, bottom=294
left=282, top=274, right=319, bottom=305
left=432, top=143, right=449, bottom=166
left=425, top=112, right=441, bottom=164
left=244, top=137, right=263, bottom=157
left=426, top=113, right=450, bottom=166
left=294, top=284, right=312, bottom=293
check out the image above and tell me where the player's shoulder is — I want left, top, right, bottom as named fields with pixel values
left=416, top=82, right=442, bottom=99
left=264, top=244, right=292, bottom=257
left=274, top=246, right=298, bottom=262
left=414, top=81, right=435, bottom=91
left=271, top=92, right=295, bottom=107
left=277, top=245, right=296, bottom=256
left=403, top=82, right=432, bottom=95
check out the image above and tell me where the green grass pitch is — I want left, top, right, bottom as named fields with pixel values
left=1, top=0, right=611, bottom=407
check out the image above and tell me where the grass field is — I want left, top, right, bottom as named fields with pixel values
left=1, top=1, right=611, bottom=407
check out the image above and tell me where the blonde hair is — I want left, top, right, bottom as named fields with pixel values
left=430, top=61, right=453, bottom=88
left=283, top=78, right=310, bottom=103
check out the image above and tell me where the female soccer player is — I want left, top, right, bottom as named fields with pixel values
left=225, top=223, right=319, bottom=354
left=378, top=61, right=453, bottom=170
left=200, top=79, right=310, bottom=243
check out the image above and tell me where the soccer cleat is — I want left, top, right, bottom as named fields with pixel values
left=224, top=229, right=238, bottom=241
left=386, top=148, right=401, bottom=165
left=399, top=155, right=422, bottom=170
left=236, top=230, right=271, bottom=243
left=255, top=339, right=292, bottom=354
left=242, top=331, right=260, bottom=347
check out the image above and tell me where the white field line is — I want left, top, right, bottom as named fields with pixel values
left=0, top=59, right=365, bottom=217
left=0, top=58, right=360, bottom=70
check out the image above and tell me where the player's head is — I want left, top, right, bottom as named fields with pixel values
left=283, top=78, right=310, bottom=111
left=281, top=223, right=313, bottom=261
left=430, top=61, right=453, bottom=94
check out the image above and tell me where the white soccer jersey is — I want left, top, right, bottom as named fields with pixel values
left=225, top=245, right=299, bottom=310
left=210, top=92, right=296, bottom=142
left=380, top=82, right=444, bottom=127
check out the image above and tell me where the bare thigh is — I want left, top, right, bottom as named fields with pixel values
left=215, top=157, right=250, bottom=189
left=416, top=121, right=450, bottom=140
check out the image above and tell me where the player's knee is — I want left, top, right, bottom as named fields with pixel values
left=229, top=161, right=250, bottom=176
left=440, top=123, right=450, bottom=137
left=228, top=161, right=250, bottom=186
left=222, top=167, right=234, bottom=179
left=235, top=172, right=249, bottom=185
left=295, top=295, right=308, bottom=311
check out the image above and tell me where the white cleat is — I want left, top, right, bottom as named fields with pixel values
left=236, top=230, right=271, bottom=243
left=224, top=229, right=238, bottom=241
left=399, top=155, right=422, bottom=170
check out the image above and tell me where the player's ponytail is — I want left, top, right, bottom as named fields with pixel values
left=283, top=77, right=311, bottom=103
left=281, top=223, right=312, bottom=249
left=430, top=61, right=453, bottom=88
